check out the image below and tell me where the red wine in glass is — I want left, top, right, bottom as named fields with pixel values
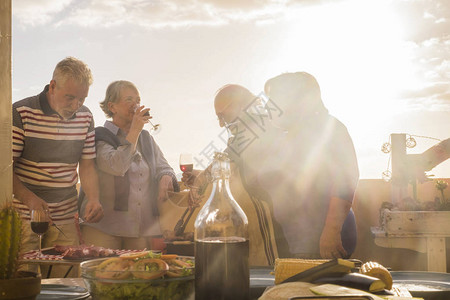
left=180, top=153, right=194, bottom=190
left=31, top=221, right=49, bottom=235
left=179, top=153, right=193, bottom=173
left=180, top=164, right=194, bottom=173
left=30, top=210, right=50, bottom=258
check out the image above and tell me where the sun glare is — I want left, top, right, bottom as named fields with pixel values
left=269, top=0, right=418, bottom=133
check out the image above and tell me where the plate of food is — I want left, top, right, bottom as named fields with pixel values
left=49, top=244, right=118, bottom=261
left=81, top=251, right=194, bottom=300
left=36, top=284, right=90, bottom=300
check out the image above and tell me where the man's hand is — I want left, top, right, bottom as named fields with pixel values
left=83, top=199, right=104, bottom=223
left=26, top=195, right=49, bottom=211
left=158, top=175, right=174, bottom=202
left=181, top=169, right=203, bottom=188
left=79, top=158, right=102, bottom=222
left=319, top=196, right=352, bottom=259
left=319, top=225, right=347, bottom=259
left=13, top=172, right=49, bottom=211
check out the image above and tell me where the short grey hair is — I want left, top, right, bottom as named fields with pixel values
left=264, top=72, right=327, bottom=114
left=100, top=80, right=139, bottom=118
left=52, top=57, right=93, bottom=88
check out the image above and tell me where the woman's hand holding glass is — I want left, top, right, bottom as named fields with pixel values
left=131, top=105, right=151, bottom=132
left=133, top=105, right=160, bottom=132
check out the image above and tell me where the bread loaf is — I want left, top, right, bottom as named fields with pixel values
left=360, top=261, right=393, bottom=290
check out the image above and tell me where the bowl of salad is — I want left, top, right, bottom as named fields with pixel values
left=80, top=251, right=194, bottom=300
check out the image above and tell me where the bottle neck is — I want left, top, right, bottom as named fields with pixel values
left=210, top=158, right=231, bottom=184
left=194, top=154, right=249, bottom=241
left=211, top=176, right=230, bottom=198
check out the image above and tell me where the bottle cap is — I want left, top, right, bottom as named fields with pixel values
left=213, top=152, right=229, bottom=161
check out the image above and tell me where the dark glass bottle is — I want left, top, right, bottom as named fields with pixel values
left=194, top=152, right=249, bottom=300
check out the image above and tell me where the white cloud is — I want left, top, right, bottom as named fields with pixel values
left=12, top=0, right=450, bottom=32
left=12, top=0, right=319, bottom=29
left=390, top=0, right=450, bottom=109
left=399, top=81, right=450, bottom=111
left=11, top=0, right=450, bottom=108
left=13, top=0, right=74, bottom=27
left=59, top=0, right=289, bottom=29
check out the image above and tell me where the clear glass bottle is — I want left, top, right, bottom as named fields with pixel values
left=194, top=152, right=249, bottom=300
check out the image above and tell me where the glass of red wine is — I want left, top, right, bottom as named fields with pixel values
left=30, top=209, right=50, bottom=258
left=179, top=153, right=194, bottom=190
left=142, top=109, right=161, bottom=133
left=179, top=153, right=194, bottom=173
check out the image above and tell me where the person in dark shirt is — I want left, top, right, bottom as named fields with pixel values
left=183, top=84, right=282, bottom=265
left=261, top=72, right=359, bottom=259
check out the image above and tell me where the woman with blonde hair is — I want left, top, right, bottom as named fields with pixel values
left=80, top=80, right=178, bottom=250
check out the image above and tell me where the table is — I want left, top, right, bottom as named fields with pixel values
left=21, top=248, right=83, bottom=278
left=20, top=248, right=145, bottom=278
left=23, top=258, right=81, bottom=278
left=38, top=270, right=450, bottom=300
left=38, top=267, right=275, bottom=300
left=371, top=227, right=448, bottom=272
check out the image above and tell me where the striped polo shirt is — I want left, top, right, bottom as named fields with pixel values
left=12, top=85, right=96, bottom=225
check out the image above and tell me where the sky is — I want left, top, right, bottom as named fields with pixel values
left=11, top=0, right=450, bottom=180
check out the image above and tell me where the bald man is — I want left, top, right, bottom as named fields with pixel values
left=183, top=84, right=282, bottom=266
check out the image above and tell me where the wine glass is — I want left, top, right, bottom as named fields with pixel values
left=143, top=110, right=161, bottom=133
left=176, top=153, right=201, bottom=235
left=179, top=153, right=203, bottom=204
left=179, top=153, right=194, bottom=173
left=30, top=210, right=50, bottom=258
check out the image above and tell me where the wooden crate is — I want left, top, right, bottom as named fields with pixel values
left=383, top=210, right=450, bottom=235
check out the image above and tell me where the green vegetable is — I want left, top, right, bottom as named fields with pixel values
left=83, top=255, right=195, bottom=299
left=89, top=278, right=194, bottom=300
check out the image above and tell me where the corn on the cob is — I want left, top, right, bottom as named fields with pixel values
left=360, top=261, right=393, bottom=290
left=274, top=258, right=329, bottom=284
